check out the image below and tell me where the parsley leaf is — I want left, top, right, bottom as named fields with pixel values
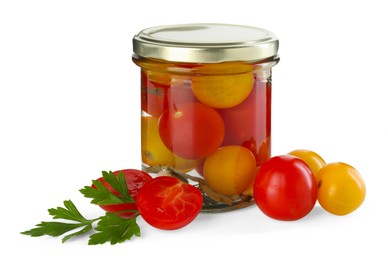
left=21, top=200, right=96, bottom=243
left=88, top=212, right=140, bottom=245
left=80, top=181, right=125, bottom=205
left=48, top=200, right=90, bottom=222
left=21, top=171, right=142, bottom=244
left=79, top=171, right=135, bottom=205
left=62, top=224, right=93, bottom=243
left=103, top=171, right=134, bottom=202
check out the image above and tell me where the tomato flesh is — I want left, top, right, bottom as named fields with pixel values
left=136, top=176, right=203, bottom=230
left=253, top=155, right=317, bottom=220
left=92, top=169, right=152, bottom=218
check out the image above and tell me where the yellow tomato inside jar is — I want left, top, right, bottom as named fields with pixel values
left=191, top=62, right=255, bottom=108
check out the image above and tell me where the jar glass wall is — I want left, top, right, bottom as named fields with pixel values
left=132, top=24, right=279, bottom=212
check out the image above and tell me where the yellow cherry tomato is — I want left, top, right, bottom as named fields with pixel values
left=141, top=116, right=198, bottom=172
left=203, top=146, right=257, bottom=196
left=142, top=116, right=174, bottom=166
left=288, top=149, right=326, bottom=177
left=316, top=162, right=366, bottom=216
left=192, top=73, right=254, bottom=109
left=146, top=70, right=172, bottom=86
left=173, top=156, right=199, bottom=173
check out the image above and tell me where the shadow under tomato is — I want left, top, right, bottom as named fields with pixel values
left=305, top=205, right=326, bottom=219
left=190, top=204, right=329, bottom=235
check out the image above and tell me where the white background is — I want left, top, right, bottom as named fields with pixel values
left=1, top=0, right=387, bottom=259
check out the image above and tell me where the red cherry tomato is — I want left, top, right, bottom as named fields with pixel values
left=141, top=72, right=169, bottom=117
left=219, top=80, right=271, bottom=166
left=253, top=155, right=317, bottom=220
left=241, top=137, right=270, bottom=167
left=141, top=72, right=197, bottom=117
left=195, top=159, right=205, bottom=177
left=92, top=169, right=152, bottom=218
left=159, top=102, right=225, bottom=160
left=136, top=176, right=203, bottom=230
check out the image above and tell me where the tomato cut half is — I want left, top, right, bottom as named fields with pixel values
left=92, top=169, right=152, bottom=218
left=136, top=176, right=203, bottom=230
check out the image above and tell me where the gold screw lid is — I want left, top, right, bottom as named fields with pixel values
left=133, top=23, right=279, bottom=63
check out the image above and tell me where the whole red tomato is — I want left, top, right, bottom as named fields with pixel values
left=253, top=155, right=317, bottom=220
left=218, top=80, right=271, bottom=166
left=136, top=176, right=203, bottom=230
left=92, top=169, right=152, bottom=218
left=159, top=102, right=225, bottom=160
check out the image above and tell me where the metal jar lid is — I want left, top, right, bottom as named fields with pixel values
left=133, top=23, right=279, bottom=63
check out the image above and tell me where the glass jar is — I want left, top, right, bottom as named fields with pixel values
left=132, top=24, right=279, bottom=212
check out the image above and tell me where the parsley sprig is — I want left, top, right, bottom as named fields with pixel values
left=21, top=200, right=97, bottom=243
left=89, top=212, right=140, bottom=245
left=80, top=171, right=135, bottom=205
left=21, top=171, right=140, bottom=245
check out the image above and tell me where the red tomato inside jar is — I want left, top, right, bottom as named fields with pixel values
left=133, top=23, right=279, bottom=212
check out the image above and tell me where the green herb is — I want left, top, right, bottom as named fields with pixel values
left=20, top=200, right=96, bottom=243
left=89, top=212, right=140, bottom=245
left=141, top=82, right=163, bottom=96
left=21, top=171, right=140, bottom=245
left=79, top=171, right=135, bottom=205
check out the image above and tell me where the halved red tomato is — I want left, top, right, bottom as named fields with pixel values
left=92, top=169, right=152, bottom=218
left=136, top=176, right=203, bottom=230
